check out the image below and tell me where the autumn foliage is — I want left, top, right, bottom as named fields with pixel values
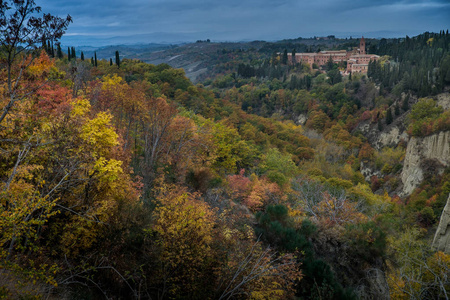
left=2, top=27, right=450, bottom=299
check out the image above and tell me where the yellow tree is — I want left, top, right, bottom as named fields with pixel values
left=150, top=188, right=216, bottom=298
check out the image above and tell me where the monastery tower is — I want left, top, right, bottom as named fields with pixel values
left=360, top=36, right=366, bottom=54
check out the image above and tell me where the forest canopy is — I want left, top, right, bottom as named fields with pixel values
left=1, top=2, right=449, bottom=299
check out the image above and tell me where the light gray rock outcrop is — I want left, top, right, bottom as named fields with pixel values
left=437, top=93, right=450, bottom=110
left=360, top=161, right=382, bottom=182
left=376, top=126, right=409, bottom=150
left=401, top=131, right=450, bottom=196
left=432, top=194, right=450, bottom=254
left=296, top=114, right=308, bottom=125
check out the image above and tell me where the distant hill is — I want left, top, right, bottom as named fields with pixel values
left=133, top=37, right=373, bottom=82
left=66, top=37, right=387, bottom=82
left=75, top=43, right=175, bottom=63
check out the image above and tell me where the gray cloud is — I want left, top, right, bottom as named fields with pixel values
left=36, top=0, right=450, bottom=45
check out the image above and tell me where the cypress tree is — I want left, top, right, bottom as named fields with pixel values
left=394, top=102, right=400, bottom=116
left=115, top=50, right=120, bottom=68
left=94, top=52, right=98, bottom=67
left=81, top=51, right=84, bottom=61
left=71, top=47, right=76, bottom=59
left=326, top=56, right=334, bottom=71
left=42, top=37, right=47, bottom=52
left=282, top=49, right=288, bottom=65
left=402, top=96, right=409, bottom=111
left=57, top=44, right=63, bottom=59
left=67, top=47, right=71, bottom=61
left=385, top=108, right=393, bottom=125
left=110, top=58, right=113, bottom=66
left=378, top=119, right=383, bottom=131
left=91, top=57, right=94, bottom=66
left=291, top=49, right=296, bottom=64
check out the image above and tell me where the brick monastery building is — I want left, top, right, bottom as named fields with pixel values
left=287, top=37, right=379, bottom=74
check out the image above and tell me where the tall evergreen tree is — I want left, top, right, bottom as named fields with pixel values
left=394, top=102, right=400, bottom=116
left=81, top=51, right=84, bottom=61
left=326, top=56, right=334, bottom=71
left=115, top=50, right=120, bottom=68
left=282, top=49, right=288, bottom=65
left=378, top=118, right=383, bottom=131
left=385, top=108, right=393, bottom=125
left=91, top=57, right=94, bottom=66
left=57, top=44, right=63, bottom=59
left=110, top=58, right=113, bottom=66
left=42, top=37, right=47, bottom=52
left=271, top=51, right=278, bottom=66
left=402, top=95, right=410, bottom=111
left=94, top=52, right=98, bottom=67
left=71, top=46, right=76, bottom=59
left=291, top=49, right=296, bottom=65
left=67, top=47, right=71, bottom=61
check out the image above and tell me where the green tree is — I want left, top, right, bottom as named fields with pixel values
left=80, top=51, right=84, bottom=61
left=291, top=49, right=296, bottom=64
left=259, top=148, right=298, bottom=186
left=326, top=56, right=334, bottom=71
left=47, top=40, right=51, bottom=56
left=402, top=95, right=409, bottom=111
left=282, top=49, right=288, bottom=65
left=385, top=108, right=393, bottom=125
left=408, top=98, right=444, bottom=136
left=409, top=98, right=442, bottom=122
left=327, top=69, right=342, bottom=85
left=94, top=52, right=98, bottom=67
left=378, top=118, right=383, bottom=131
left=115, top=50, right=120, bottom=68
left=57, top=44, right=63, bottom=59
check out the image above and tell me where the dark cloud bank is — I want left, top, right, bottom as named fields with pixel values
left=38, top=0, right=450, bottom=46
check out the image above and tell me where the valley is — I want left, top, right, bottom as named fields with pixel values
left=1, top=1, right=449, bottom=298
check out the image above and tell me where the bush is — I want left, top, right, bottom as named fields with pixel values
left=408, top=98, right=445, bottom=136
left=345, top=221, right=387, bottom=263
left=266, top=170, right=288, bottom=187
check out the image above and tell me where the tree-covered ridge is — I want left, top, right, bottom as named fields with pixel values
left=368, top=32, right=450, bottom=97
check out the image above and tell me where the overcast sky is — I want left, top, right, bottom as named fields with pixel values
left=38, top=0, right=450, bottom=46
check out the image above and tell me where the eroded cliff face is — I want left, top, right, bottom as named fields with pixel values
left=401, top=131, right=450, bottom=196
left=437, top=93, right=450, bottom=110
left=355, top=123, right=409, bottom=150
left=376, top=126, right=409, bottom=150
left=432, top=194, right=450, bottom=254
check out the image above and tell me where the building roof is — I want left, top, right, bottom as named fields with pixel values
left=350, top=54, right=379, bottom=58
left=320, top=50, right=347, bottom=54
